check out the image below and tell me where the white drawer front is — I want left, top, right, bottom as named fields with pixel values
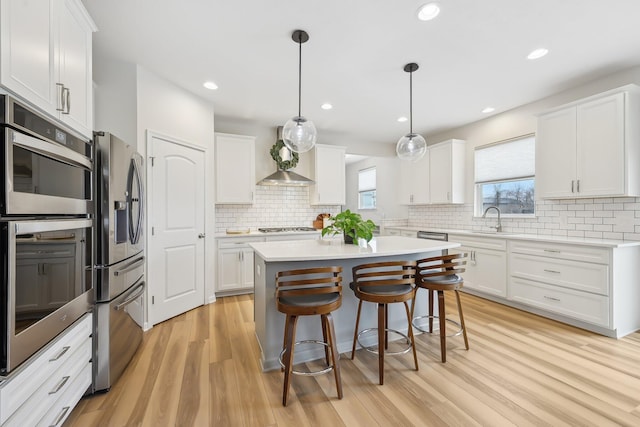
left=448, top=234, right=507, bottom=251
left=5, top=337, right=91, bottom=427
left=37, top=363, right=92, bottom=427
left=217, top=236, right=264, bottom=249
left=510, top=277, right=610, bottom=327
left=0, top=314, right=92, bottom=425
left=509, top=240, right=609, bottom=264
left=510, top=253, right=609, bottom=295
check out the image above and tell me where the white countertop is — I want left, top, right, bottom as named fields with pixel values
left=250, top=235, right=460, bottom=262
left=384, top=226, right=640, bottom=248
left=215, top=230, right=320, bottom=238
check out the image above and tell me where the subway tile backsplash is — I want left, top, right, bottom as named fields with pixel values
left=407, top=197, right=640, bottom=241
left=215, top=186, right=341, bottom=233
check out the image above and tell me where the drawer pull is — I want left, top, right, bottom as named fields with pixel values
left=543, top=249, right=561, bottom=253
left=49, top=406, right=70, bottom=427
left=49, top=376, right=70, bottom=395
left=543, top=269, right=561, bottom=274
left=49, top=346, right=70, bottom=362
left=543, top=295, right=561, bottom=302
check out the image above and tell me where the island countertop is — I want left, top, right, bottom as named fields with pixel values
left=249, top=235, right=461, bottom=262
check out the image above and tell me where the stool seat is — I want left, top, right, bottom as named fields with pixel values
left=276, top=266, right=343, bottom=406
left=350, top=260, right=419, bottom=385
left=412, top=253, right=470, bottom=363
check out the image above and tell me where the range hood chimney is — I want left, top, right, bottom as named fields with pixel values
left=258, top=127, right=314, bottom=186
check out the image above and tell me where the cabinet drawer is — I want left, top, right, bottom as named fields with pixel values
left=510, top=277, right=609, bottom=327
left=217, top=236, right=264, bottom=249
left=448, top=234, right=507, bottom=251
left=510, top=253, right=609, bottom=295
left=4, top=337, right=91, bottom=426
left=509, top=240, right=609, bottom=264
left=0, top=314, right=92, bottom=424
left=37, top=363, right=92, bottom=427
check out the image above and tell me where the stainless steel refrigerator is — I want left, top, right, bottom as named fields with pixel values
left=93, top=131, right=145, bottom=392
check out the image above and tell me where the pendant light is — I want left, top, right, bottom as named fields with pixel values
left=282, top=29, right=317, bottom=153
left=396, top=63, right=427, bottom=161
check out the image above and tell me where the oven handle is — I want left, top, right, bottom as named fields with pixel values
left=113, top=256, right=145, bottom=277
left=14, top=218, right=93, bottom=235
left=114, top=282, right=145, bottom=311
left=10, top=128, right=92, bottom=170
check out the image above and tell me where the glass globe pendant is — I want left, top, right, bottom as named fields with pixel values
left=396, top=63, right=427, bottom=161
left=283, top=30, right=317, bottom=153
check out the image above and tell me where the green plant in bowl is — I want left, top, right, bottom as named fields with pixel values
left=321, top=209, right=377, bottom=244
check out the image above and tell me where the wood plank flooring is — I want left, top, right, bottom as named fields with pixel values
left=65, top=293, right=640, bottom=426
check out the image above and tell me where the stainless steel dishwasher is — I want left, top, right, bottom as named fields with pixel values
left=417, top=231, right=449, bottom=254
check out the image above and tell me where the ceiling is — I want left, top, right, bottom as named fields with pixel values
left=84, top=0, right=640, bottom=147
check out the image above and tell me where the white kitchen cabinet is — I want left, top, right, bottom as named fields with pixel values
left=216, top=237, right=262, bottom=295
left=537, top=87, right=640, bottom=199
left=398, top=150, right=430, bottom=205
left=383, top=227, right=417, bottom=237
left=448, top=234, right=507, bottom=297
left=215, top=133, right=256, bottom=204
left=0, top=0, right=96, bottom=137
left=429, top=139, right=466, bottom=204
left=0, top=313, right=92, bottom=426
left=309, top=144, right=346, bottom=205
left=508, top=240, right=640, bottom=337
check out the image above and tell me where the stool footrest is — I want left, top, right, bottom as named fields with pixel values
left=412, top=315, right=463, bottom=337
left=279, top=340, right=340, bottom=377
left=356, top=328, right=413, bottom=356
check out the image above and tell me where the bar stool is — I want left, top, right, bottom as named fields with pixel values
left=412, top=253, right=469, bottom=363
left=350, top=260, right=418, bottom=385
left=275, top=266, right=343, bottom=406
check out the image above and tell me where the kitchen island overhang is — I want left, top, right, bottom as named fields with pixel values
left=250, top=236, right=461, bottom=371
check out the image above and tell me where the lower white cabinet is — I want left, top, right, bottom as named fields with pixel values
left=0, top=313, right=92, bottom=426
left=383, top=227, right=417, bottom=238
left=216, top=237, right=263, bottom=295
left=448, top=234, right=507, bottom=298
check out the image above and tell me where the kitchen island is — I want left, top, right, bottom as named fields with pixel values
left=250, top=236, right=460, bottom=371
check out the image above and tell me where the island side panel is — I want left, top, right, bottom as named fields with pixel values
left=254, top=251, right=441, bottom=371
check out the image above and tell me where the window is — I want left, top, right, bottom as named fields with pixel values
left=474, top=134, right=535, bottom=215
left=358, top=167, right=376, bottom=209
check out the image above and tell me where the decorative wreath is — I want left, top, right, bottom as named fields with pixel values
left=270, top=140, right=299, bottom=170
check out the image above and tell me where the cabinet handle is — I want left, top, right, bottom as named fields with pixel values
left=49, top=346, right=70, bottom=362
left=543, top=295, right=561, bottom=302
left=544, top=269, right=561, bottom=274
left=571, top=180, right=575, bottom=193
left=576, top=179, right=580, bottom=193
left=48, top=375, right=70, bottom=395
left=49, top=406, right=70, bottom=427
left=543, top=249, right=560, bottom=253
left=61, top=87, right=70, bottom=114
left=56, top=83, right=65, bottom=111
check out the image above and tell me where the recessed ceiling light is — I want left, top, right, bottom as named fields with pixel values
left=482, top=107, right=495, bottom=114
left=397, top=117, right=408, bottom=123
left=417, top=2, right=441, bottom=21
left=203, top=81, right=218, bottom=90
left=321, top=103, right=333, bottom=110
left=527, top=48, right=549, bottom=60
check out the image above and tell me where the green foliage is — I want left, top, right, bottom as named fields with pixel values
left=321, top=209, right=377, bottom=244
left=270, top=140, right=299, bottom=170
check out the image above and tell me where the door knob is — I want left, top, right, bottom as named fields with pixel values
left=198, top=233, right=206, bottom=239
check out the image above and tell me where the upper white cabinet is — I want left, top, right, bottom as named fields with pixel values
left=537, top=87, right=640, bottom=199
left=0, top=0, right=96, bottom=137
left=429, top=139, right=466, bottom=204
left=398, top=150, right=430, bottom=205
left=215, top=133, right=256, bottom=204
left=309, top=144, right=346, bottom=205
left=398, top=139, right=465, bottom=205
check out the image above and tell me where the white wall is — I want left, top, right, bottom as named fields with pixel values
left=345, top=156, right=408, bottom=222
left=135, top=66, right=217, bottom=309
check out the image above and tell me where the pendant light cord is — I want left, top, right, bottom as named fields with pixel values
left=409, top=69, right=413, bottom=134
left=298, top=38, right=302, bottom=118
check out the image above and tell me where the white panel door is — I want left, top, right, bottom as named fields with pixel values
left=536, top=107, right=577, bottom=199
left=148, top=133, right=205, bottom=325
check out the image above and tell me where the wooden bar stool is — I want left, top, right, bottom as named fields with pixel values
left=275, top=266, right=343, bottom=406
left=412, top=253, right=469, bottom=362
left=350, top=260, right=418, bottom=385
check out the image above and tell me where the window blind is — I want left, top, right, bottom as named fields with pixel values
left=358, top=167, right=376, bottom=191
left=474, top=135, right=535, bottom=183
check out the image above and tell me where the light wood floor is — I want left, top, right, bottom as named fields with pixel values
left=65, top=293, right=640, bottom=426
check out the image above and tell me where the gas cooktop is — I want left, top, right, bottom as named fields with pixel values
left=258, top=227, right=318, bottom=233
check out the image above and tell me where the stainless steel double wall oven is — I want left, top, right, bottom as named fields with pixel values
left=0, top=95, right=94, bottom=374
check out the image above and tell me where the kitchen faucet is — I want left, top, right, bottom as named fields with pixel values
left=482, top=206, right=502, bottom=232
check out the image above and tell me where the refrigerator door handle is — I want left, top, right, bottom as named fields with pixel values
left=114, top=282, right=145, bottom=311
left=113, top=256, right=145, bottom=277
